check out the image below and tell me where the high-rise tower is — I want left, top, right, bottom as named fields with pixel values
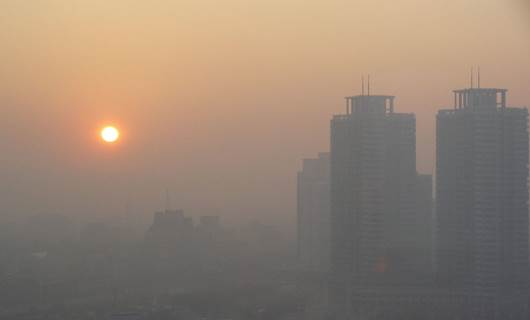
left=329, top=94, right=425, bottom=313
left=436, top=88, right=529, bottom=320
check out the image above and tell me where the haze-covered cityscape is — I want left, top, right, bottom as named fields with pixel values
left=1, top=0, right=530, bottom=319
left=2, top=77, right=529, bottom=320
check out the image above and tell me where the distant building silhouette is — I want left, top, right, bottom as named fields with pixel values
left=199, top=215, right=220, bottom=230
left=196, top=215, right=224, bottom=248
left=297, top=152, right=330, bottom=272
left=436, top=88, right=529, bottom=320
left=145, top=209, right=194, bottom=247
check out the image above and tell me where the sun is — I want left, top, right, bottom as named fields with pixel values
left=100, top=126, right=120, bottom=143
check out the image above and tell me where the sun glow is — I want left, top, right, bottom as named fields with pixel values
left=100, top=126, right=120, bottom=143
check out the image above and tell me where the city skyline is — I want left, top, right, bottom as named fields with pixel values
left=1, top=0, right=529, bottom=227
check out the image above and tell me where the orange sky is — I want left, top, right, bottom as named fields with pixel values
left=0, top=0, right=529, bottom=228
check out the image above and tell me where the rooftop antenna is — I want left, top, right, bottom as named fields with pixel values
left=367, top=74, right=371, bottom=96
left=361, top=74, right=365, bottom=96
left=470, top=67, right=474, bottom=89
left=165, top=187, right=171, bottom=212
left=477, top=66, right=480, bottom=89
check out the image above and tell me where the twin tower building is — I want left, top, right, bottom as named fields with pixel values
left=297, top=86, right=529, bottom=320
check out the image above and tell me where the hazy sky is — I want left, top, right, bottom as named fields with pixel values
left=1, top=0, right=529, bottom=227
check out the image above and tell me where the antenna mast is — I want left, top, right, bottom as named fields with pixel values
left=361, top=74, right=365, bottom=96
left=477, top=66, right=480, bottom=89
left=165, top=188, right=171, bottom=212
